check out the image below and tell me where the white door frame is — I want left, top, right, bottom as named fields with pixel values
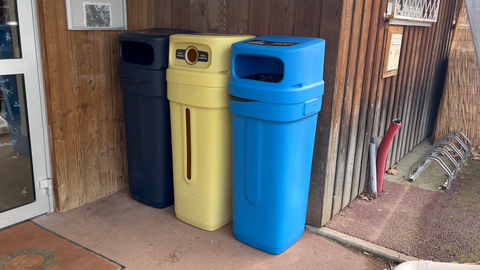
left=0, top=0, right=54, bottom=228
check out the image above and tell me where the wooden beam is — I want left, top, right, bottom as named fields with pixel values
left=465, top=0, right=480, bottom=71
left=306, top=0, right=344, bottom=227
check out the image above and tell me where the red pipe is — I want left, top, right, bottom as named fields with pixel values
left=376, top=119, right=402, bottom=193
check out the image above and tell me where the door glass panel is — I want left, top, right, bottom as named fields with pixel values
left=0, top=74, right=34, bottom=213
left=0, top=0, right=21, bottom=59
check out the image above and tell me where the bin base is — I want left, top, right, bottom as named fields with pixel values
left=175, top=211, right=231, bottom=232
left=130, top=192, right=173, bottom=209
left=233, top=229, right=303, bottom=255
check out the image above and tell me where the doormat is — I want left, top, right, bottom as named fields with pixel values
left=0, top=222, right=124, bottom=270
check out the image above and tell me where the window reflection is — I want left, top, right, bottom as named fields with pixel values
left=0, top=74, right=34, bottom=213
left=0, top=0, right=21, bottom=59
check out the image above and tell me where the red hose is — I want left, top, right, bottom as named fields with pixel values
left=376, top=119, right=402, bottom=193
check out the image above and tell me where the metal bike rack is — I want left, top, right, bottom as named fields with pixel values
left=409, top=131, right=472, bottom=190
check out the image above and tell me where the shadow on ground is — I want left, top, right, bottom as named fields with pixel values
left=326, top=140, right=480, bottom=263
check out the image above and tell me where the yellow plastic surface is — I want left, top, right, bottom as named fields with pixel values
left=167, top=34, right=255, bottom=88
left=167, top=34, right=254, bottom=231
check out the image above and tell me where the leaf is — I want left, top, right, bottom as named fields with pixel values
left=387, top=168, right=398, bottom=175
left=443, top=145, right=454, bottom=152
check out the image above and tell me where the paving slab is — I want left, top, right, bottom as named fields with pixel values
left=33, top=191, right=390, bottom=270
left=326, top=138, right=480, bottom=263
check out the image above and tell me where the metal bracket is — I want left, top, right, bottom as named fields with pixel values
left=39, top=178, right=55, bottom=213
left=39, top=178, right=53, bottom=189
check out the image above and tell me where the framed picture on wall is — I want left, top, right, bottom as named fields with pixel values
left=65, top=0, right=127, bottom=30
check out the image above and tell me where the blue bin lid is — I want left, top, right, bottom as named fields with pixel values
left=229, top=36, right=325, bottom=104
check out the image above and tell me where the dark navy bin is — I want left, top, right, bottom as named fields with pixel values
left=229, top=36, right=325, bottom=254
left=119, top=28, right=195, bottom=208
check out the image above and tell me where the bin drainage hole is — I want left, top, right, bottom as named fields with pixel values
left=186, top=108, right=192, bottom=180
left=186, top=47, right=198, bottom=65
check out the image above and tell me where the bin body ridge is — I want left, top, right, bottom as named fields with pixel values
left=167, top=34, right=254, bottom=231
left=229, top=36, right=325, bottom=254
left=119, top=28, right=195, bottom=209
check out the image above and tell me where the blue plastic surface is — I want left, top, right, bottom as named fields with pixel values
left=229, top=36, right=325, bottom=254
left=229, top=36, right=325, bottom=104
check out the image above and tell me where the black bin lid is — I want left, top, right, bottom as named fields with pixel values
left=119, top=28, right=196, bottom=70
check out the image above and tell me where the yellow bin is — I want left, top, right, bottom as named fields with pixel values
left=167, top=34, right=254, bottom=231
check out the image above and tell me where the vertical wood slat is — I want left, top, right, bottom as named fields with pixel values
left=427, top=1, right=457, bottom=134
left=352, top=0, right=381, bottom=197
left=406, top=28, right=426, bottom=152
left=412, top=26, right=433, bottom=148
left=293, top=0, right=322, bottom=37
left=396, top=28, right=415, bottom=161
left=38, top=0, right=67, bottom=209
left=76, top=30, right=99, bottom=203
left=390, top=27, right=412, bottom=165
left=306, top=0, right=344, bottom=227
left=109, top=32, right=128, bottom=192
left=270, top=0, right=296, bottom=36
left=53, top=0, right=85, bottom=210
left=341, top=0, right=368, bottom=206
left=339, top=0, right=366, bottom=210
left=370, top=24, right=389, bottom=139
left=418, top=16, right=443, bottom=139
left=248, top=0, right=271, bottom=36
left=399, top=27, right=421, bottom=159
left=207, top=0, right=228, bottom=33
left=321, top=0, right=353, bottom=222
left=378, top=77, right=392, bottom=138
left=226, top=0, right=249, bottom=34
left=349, top=0, right=374, bottom=201
left=420, top=1, right=450, bottom=140
left=172, top=0, right=189, bottom=29
left=152, top=0, right=172, bottom=28
left=358, top=0, right=388, bottom=198
left=331, top=0, right=355, bottom=215
left=189, top=0, right=207, bottom=32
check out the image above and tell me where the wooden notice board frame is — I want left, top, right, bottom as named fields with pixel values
left=383, top=26, right=404, bottom=78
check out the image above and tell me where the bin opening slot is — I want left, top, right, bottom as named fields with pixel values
left=121, top=41, right=154, bottom=66
left=235, top=55, right=284, bottom=83
left=186, top=108, right=192, bottom=180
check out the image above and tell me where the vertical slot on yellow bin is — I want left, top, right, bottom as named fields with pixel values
left=167, top=33, right=255, bottom=231
left=186, top=108, right=192, bottom=180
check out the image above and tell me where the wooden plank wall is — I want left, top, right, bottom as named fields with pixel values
left=307, top=0, right=458, bottom=227
left=37, top=0, right=457, bottom=220
left=37, top=0, right=333, bottom=211
left=37, top=0, right=174, bottom=211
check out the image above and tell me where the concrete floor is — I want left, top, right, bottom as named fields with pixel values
left=326, top=138, right=480, bottom=263
left=384, top=137, right=456, bottom=192
left=33, top=191, right=390, bottom=270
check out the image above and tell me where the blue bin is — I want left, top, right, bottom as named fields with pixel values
left=229, top=36, right=325, bottom=254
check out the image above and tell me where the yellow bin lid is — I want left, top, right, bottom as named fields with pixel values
left=167, top=34, right=255, bottom=88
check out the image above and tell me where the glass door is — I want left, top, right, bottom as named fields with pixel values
left=0, top=0, right=52, bottom=228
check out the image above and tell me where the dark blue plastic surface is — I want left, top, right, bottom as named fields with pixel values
left=119, top=28, right=195, bottom=208
left=229, top=36, right=325, bottom=254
